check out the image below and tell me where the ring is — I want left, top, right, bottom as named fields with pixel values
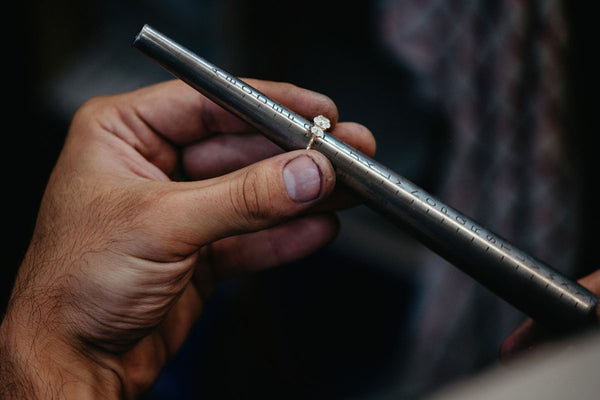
left=306, top=115, right=331, bottom=150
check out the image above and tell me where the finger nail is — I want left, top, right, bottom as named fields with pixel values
left=283, top=156, right=322, bottom=203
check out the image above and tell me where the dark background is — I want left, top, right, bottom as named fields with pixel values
left=6, top=1, right=595, bottom=399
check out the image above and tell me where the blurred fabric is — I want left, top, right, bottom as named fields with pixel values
left=377, top=0, right=584, bottom=395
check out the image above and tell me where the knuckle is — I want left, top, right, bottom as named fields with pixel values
left=228, top=169, right=275, bottom=225
left=72, top=96, right=110, bottom=124
left=69, top=95, right=118, bottom=140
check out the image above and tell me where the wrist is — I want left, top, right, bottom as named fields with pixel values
left=0, top=307, right=123, bottom=399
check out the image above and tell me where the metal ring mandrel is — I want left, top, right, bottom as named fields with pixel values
left=133, top=24, right=599, bottom=332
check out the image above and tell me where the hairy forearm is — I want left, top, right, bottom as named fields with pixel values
left=0, top=315, right=123, bottom=399
left=0, top=335, right=37, bottom=400
left=0, top=223, right=167, bottom=399
left=0, top=312, right=63, bottom=400
left=0, top=285, right=123, bottom=400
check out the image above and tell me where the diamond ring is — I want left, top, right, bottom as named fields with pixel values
left=306, top=115, right=331, bottom=150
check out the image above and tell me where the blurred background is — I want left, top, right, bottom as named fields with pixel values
left=7, top=1, right=594, bottom=399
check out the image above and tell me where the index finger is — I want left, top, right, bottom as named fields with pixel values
left=130, top=79, right=339, bottom=146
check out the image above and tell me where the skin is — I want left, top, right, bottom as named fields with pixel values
left=1, top=77, right=596, bottom=399
left=0, top=79, right=375, bottom=399
left=501, top=270, right=600, bottom=359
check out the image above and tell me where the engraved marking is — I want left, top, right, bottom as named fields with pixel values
left=210, top=66, right=307, bottom=130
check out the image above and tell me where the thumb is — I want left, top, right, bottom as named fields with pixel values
left=169, top=150, right=336, bottom=246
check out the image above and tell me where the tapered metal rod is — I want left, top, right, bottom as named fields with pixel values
left=133, top=24, right=598, bottom=331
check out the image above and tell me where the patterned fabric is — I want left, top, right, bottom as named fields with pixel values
left=378, top=0, right=581, bottom=395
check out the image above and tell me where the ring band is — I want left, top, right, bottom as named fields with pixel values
left=306, top=115, right=331, bottom=150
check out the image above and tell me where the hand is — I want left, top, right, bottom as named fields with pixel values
left=501, top=270, right=600, bottom=359
left=0, top=80, right=375, bottom=399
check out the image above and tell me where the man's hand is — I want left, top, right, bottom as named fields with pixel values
left=0, top=80, right=375, bottom=399
left=501, top=270, right=600, bottom=359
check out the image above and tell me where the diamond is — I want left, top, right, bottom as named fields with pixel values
left=313, top=115, right=331, bottom=130
left=310, top=125, right=325, bottom=138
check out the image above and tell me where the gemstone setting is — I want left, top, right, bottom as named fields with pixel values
left=313, top=115, right=331, bottom=130
left=310, top=125, right=325, bottom=138
left=306, top=115, right=331, bottom=150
